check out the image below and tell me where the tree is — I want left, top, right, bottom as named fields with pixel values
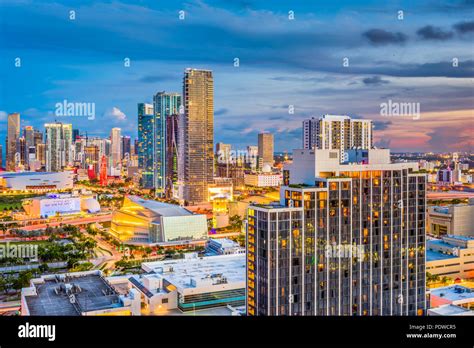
left=38, top=263, right=50, bottom=273
left=13, top=270, right=33, bottom=290
left=441, top=276, right=450, bottom=286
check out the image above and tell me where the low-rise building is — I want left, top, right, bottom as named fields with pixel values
left=428, top=304, right=474, bottom=316
left=131, top=254, right=246, bottom=313
left=206, top=238, right=245, bottom=255
left=427, top=199, right=474, bottom=237
left=429, top=285, right=474, bottom=311
left=110, top=195, right=208, bottom=246
left=244, top=172, right=282, bottom=187
left=21, top=270, right=141, bottom=316
left=22, top=192, right=100, bottom=218
left=426, top=235, right=474, bottom=280
left=0, top=171, right=73, bottom=192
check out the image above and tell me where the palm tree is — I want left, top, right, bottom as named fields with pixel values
left=441, top=276, right=450, bottom=286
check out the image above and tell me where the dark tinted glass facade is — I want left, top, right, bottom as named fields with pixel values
left=247, top=169, right=426, bottom=316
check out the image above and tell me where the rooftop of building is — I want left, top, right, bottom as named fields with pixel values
left=141, top=254, right=245, bottom=290
left=0, top=171, right=69, bottom=177
left=430, top=285, right=474, bottom=302
left=250, top=202, right=300, bottom=210
left=24, top=272, right=122, bottom=316
left=431, top=201, right=474, bottom=214
left=127, top=195, right=193, bottom=217
left=208, top=238, right=240, bottom=248
left=429, top=304, right=474, bottom=316
left=426, top=249, right=457, bottom=262
left=444, top=235, right=474, bottom=242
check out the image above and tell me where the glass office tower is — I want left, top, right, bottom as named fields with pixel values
left=138, top=103, right=154, bottom=189
left=153, top=92, right=181, bottom=197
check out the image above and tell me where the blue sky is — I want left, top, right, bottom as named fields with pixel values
left=0, top=0, right=473, bottom=153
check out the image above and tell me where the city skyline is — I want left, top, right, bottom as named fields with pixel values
left=0, top=0, right=473, bottom=154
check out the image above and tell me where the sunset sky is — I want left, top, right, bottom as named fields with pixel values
left=0, top=0, right=473, bottom=153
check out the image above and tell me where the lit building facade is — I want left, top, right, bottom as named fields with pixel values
left=179, top=69, right=214, bottom=205
left=138, top=103, right=155, bottom=189
left=258, top=133, right=274, bottom=168
left=110, top=196, right=208, bottom=246
left=44, top=122, right=73, bottom=172
left=0, top=171, right=73, bottom=192
left=153, top=92, right=181, bottom=197
left=110, top=127, right=122, bottom=169
left=247, top=148, right=426, bottom=316
left=7, top=113, right=20, bottom=171
left=244, top=173, right=282, bottom=187
left=165, top=113, right=179, bottom=198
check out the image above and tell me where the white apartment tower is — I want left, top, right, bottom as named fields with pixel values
left=302, top=115, right=373, bottom=162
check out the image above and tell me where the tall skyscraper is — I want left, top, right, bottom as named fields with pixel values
left=23, top=126, right=35, bottom=167
left=36, top=143, right=46, bottom=167
left=247, top=145, right=258, bottom=170
left=110, top=128, right=122, bottom=169
left=72, top=128, right=80, bottom=142
left=18, top=137, right=26, bottom=168
left=302, top=115, right=373, bottom=161
left=122, top=136, right=131, bottom=159
left=247, top=147, right=426, bottom=316
left=7, top=113, right=20, bottom=171
left=165, top=113, right=179, bottom=198
left=153, top=91, right=181, bottom=196
left=33, top=129, right=43, bottom=146
left=0, top=144, right=3, bottom=169
left=44, top=123, right=72, bottom=172
left=138, top=103, right=155, bottom=189
left=179, top=68, right=214, bottom=204
left=258, top=132, right=274, bottom=168
left=84, top=145, right=100, bottom=175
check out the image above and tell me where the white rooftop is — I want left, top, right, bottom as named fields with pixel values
left=142, top=254, right=245, bottom=290
left=128, top=195, right=192, bottom=217
left=428, top=304, right=474, bottom=316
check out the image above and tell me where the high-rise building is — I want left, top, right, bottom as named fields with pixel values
left=134, top=138, right=139, bottom=155
left=302, top=115, right=373, bottom=161
left=0, top=144, right=3, bottom=169
left=179, top=68, right=214, bottom=204
left=247, top=147, right=426, bottom=316
left=18, top=137, right=26, bottom=168
left=36, top=143, right=46, bottom=167
left=258, top=133, right=274, bottom=168
left=138, top=103, right=155, bottom=189
left=84, top=145, right=100, bottom=175
left=44, top=123, right=73, bottom=172
left=216, top=143, right=231, bottom=162
left=247, top=145, right=258, bottom=170
left=7, top=113, right=20, bottom=171
left=165, top=113, right=179, bottom=198
left=72, top=128, right=80, bottom=142
left=33, top=129, right=43, bottom=147
left=110, top=128, right=122, bottom=169
left=122, top=136, right=131, bottom=160
left=153, top=92, right=181, bottom=196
